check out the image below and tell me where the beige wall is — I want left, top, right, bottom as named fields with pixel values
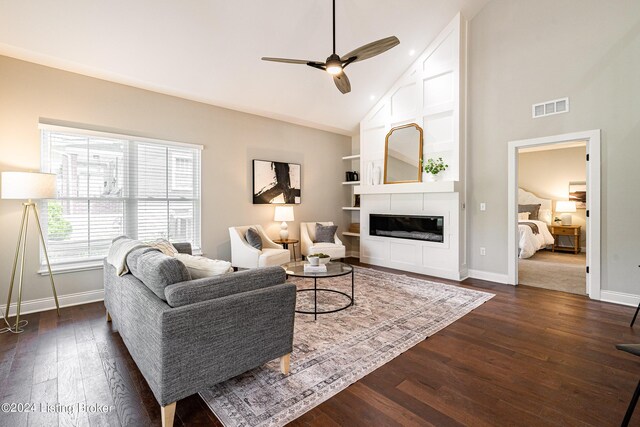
left=0, top=55, right=350, bottom=306
left=518, top=146, right=587, bottom=247
left=468, top=0, right=640, bottom=294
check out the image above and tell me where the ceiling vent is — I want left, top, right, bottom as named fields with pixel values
left=532, top=97, right=569, bottom=118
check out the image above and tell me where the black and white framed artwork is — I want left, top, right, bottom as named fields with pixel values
left=252, top=160, right=301, bottom=204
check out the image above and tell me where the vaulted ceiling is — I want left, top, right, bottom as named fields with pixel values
left=0, top=0, right=490, bottom=135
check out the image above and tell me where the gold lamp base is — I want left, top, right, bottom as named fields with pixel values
left=4, top=201, right=60, bottom=333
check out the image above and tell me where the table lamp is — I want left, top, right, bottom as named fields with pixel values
left=555, top=200, right=576, bottom=226
left=274, top=206, right=294, bottom=240
left=1, top=171, right=60, bottom=333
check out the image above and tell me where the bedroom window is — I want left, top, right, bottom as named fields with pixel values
left=39, top=124, right=202, bottom=271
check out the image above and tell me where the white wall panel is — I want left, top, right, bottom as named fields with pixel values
left=424, top=112, right=454, bottom=147
left=357, top=13, right=466, bottom=281
left=390, top=241, right=418, bottom=265
left=391, top=83, right=418, bottom=117
left=423, top=33, right=455, bottom=76
left=424, top=72, right=454, bottom=108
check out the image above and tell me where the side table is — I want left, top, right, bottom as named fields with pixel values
left=274, top=238, right=300, bottom=261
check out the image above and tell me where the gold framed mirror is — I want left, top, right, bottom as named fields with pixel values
left=383, top=123, right=423, bottom=184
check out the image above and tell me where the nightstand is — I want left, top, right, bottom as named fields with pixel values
left=550, top=224, right=581, bottom=254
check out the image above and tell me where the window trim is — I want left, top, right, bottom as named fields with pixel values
left=39, top=122, right=203, bottom=272
left=38, top=122, right=204, bottom=151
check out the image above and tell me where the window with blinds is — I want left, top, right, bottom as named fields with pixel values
left=40, top=126, right=201, bottom=269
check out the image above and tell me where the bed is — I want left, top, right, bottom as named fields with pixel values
left=518, top=188, right=555, bottom=259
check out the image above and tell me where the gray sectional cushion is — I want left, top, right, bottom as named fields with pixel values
left=315, top=223, right=337, bottom=243
left=164, top=266, right=286, bottom=308
left=245, top=227, right=263, bottom=250
left=126, top=247, right=191, bottom=301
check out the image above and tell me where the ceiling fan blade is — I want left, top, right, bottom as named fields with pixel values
left=341, top=36, right=400, bottom=63
left=261, top=57, right=315, bottom=64
left=333, top=72, right=351, bottom=94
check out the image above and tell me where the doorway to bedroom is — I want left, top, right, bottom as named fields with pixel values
left=507, top=130, right=601, bottom=299
left=517, top=141, right=587, bottom=295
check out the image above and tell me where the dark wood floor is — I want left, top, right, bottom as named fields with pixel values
left=1, top=259, right=639, bottom=426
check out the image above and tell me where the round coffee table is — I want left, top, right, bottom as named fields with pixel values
left=282, top=261, right=354, bottom=320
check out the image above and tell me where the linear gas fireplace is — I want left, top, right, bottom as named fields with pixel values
left=370, top=214, right=444, bottom=243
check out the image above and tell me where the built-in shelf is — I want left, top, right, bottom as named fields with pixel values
left=342, top=154, right=361, bottom=160
left=354, top=181, right=458, bottom=195
left=342, top=181, right=360, bottom=185
left=342, top=232, right=360, bottom=237
left=342, top=207, right=360, bottom=211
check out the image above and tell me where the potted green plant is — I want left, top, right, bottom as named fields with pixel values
left=421, top=157, right=448, bottom=182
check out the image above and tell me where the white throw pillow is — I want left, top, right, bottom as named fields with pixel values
left=174, top=253, right=233, bottom=279
left=147, top=238, right=178, bottom=256
left=518, top=212, right=530, bottom=221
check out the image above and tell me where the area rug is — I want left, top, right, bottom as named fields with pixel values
left=199, top=266, right=494, bottom=426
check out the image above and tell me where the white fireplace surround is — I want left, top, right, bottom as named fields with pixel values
left=360, top=193, right=464, bottom=280
left=356, top=14, right=467, bottom=281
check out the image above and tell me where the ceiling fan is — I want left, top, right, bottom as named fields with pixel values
left=261, top=0, right=400, bottom=94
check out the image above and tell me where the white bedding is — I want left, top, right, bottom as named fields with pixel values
left=518, top=219, right=554, bottom=259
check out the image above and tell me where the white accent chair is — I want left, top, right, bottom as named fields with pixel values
left=229, top=225, right=291, bottom=269
left=300, top=222, right=346, bottom=260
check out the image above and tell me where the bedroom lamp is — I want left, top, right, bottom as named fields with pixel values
left=555, top=200, right=576, bottom=226
left=1, top=171, right=60, bottom=333
left=274, top=206, right=294, bottom=240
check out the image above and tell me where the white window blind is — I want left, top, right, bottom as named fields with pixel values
left=40, top=125, right=201, bottom=269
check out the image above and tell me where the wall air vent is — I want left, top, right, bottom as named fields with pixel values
left=532, top=97, right=569, bottom=118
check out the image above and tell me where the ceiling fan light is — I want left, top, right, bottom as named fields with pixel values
left=326, top=64, right=342, bottom=75
left=325, top=56, right=343, bottom=75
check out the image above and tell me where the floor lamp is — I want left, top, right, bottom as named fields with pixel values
left=1, top=171, right=60, bottom=333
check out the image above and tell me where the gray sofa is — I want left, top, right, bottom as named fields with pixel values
left=103, top=243, right=296, bottom=427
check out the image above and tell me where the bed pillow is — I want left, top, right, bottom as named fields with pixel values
left=245, top=228, right=263, bottom=250
left=518, top=204, right=541, bottom=221
left=538, top=209, right=552, bottom=224
left=518, top=212, right=530, bottom=221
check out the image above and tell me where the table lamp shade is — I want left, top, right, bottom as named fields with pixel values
left=555, top=201, right=576, bottom=213
left=274, top=206, right=294, bottom=222
left=1, top=172, right=56, bottom=200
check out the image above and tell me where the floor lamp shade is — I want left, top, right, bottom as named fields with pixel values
left=274, top=206, right=294, bottom=240
left=1, top=172, right=56, bottom=200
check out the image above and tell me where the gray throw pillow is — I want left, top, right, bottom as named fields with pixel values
left=518, top=204, right=541, bottom=221
left=245, top=227, right=263, bottom=250
left=315, top=223, right=338, bottom=243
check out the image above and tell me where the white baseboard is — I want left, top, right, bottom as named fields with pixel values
left=599, top=290, right=640, bottom=307
left=468, top=269, right=510, bottom=284
left=0, top=289, right=104, bottom=317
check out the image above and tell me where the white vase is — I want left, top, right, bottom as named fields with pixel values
left=373, top=166, right=382, bottom=185
left=366, top=162, right=374, bottom=185
left=425, top=172, right=441, bottom=182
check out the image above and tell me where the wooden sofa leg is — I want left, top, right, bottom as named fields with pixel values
left=280, top=353, right=291, bottom=375
left=161, top=402, right=176, bottom=427
left=106, top=309, right=111, bottom=322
